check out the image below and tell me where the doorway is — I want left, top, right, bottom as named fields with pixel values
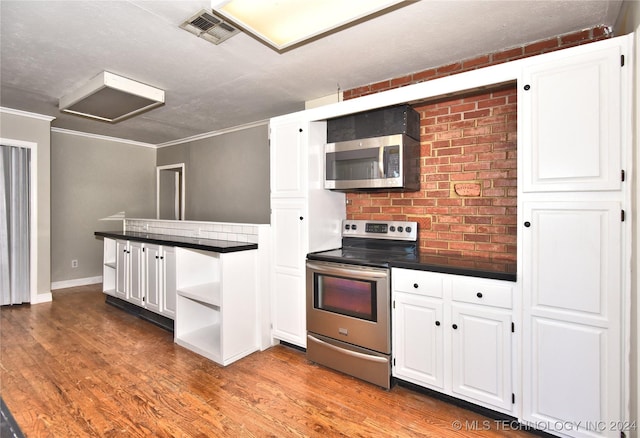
left=156, top=164, right=185, bottom=220
left=0, top=140, right=36, bottom=304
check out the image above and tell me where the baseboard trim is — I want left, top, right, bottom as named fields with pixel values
left=51, top=276, right=102, bottom=290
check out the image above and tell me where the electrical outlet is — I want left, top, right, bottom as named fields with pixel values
left=71, top=259, right=78, bottom=268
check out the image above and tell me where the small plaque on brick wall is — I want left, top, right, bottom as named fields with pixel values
left=454, top=183, right=481, bottom=197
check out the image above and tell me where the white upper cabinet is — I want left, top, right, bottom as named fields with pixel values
left=270, top=119, right=308, bottom=198
left=521, top=45, right=622, bottom=192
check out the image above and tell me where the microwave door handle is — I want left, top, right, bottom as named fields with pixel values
left=379, top=146, right=385, bottom=178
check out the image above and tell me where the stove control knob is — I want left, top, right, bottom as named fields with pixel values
left=389, top=226, right=396, bottom=232
left=352, top=224, right=357, bottom=230
left=405, top=226, right=412, bottom=233
left=397, top=226, right=404, bottom=232
left=345, top=224, right=350, bottom=230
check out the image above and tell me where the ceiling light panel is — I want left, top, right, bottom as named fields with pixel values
left=212, top=0, right=407, bottom=51
left=59, top=71, right=165, bottom=123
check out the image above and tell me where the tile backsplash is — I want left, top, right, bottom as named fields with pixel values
left=125, top=219, right=260, bottom=243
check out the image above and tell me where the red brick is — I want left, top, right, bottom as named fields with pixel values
left=464, top=198, right=492, bottom=207
left=464, top=109, right=491, bottom=119
left=478, top=97, right=507, bottom=109
left=437, top=147, right=463, bottom=156
left=437, top=114, right=462, bottom=124
left=525, top=37, right=559, bottom=54
left=475, top=243, right=507, bottom=252
left=437, top=164, right=462, bottom=173
left=464, top=216, right=492, bottom=224
left=464, top=234, right=491, bottom=242
left=436, top=62, right=463, bottom=75
left=561, top=29, right=592, bottom=45
left=412, top=69, right=437, bottom=82
left=438, top=232, right=464, bottom=241
left=449, top=242, right=476, bottom=251
left=463, top=162, right=491, bottom=171
left=463, top=126, right=491, bottom=136
left=477, top=225, right=506, bottom=234
left=451, top=137, right=478, bottom=147
left=462, top=55, right=490, bottom=69
left=492, top=47, right=524, bottom=62
left=451, top=103, right=477, bottom=114
left=391, top=75, right=412, bottom=88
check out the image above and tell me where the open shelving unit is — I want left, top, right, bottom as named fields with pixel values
left=102, top=238, right=116, bottom=295
left=174, top=247, right=258, bottom=366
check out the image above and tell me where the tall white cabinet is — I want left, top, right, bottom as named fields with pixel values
left=269, top=118, right=345, bottom=348
left=519, top=39, right=630, bottom=438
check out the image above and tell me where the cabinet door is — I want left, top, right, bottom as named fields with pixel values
left=161, top=247, right=177, bottom=320
left=270, top=120, right=307, bottom=198
left=522, top=201, right=622, bottom=434
left=127, top=242, right=144, bottom=306
left=144, top=245, right=161, bottom=313
left=271, top=199, right=307, bottom=347
left=521, top=45, right=622, bottom=192
left=392, top=292, right=444, bottom=390
left=115, top=240, right=128, bottom=300
left=450, top=303, right=512, bottom=412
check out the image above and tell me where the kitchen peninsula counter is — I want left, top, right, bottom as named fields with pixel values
left=94, top=230, right=258, bottom=253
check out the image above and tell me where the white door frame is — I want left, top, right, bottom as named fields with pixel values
left=1, top=137, right=38, bottom=304
left=156, top=163, right=185, bottom=220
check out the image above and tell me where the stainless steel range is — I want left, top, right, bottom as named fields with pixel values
left=306, top=219, right=418, bottom=389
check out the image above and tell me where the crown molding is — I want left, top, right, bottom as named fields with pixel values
left=156, top=119, right=269, bottom=148
left=51, top=127, right=157, bottom=148
left=0, top=107, right=56, bottom=121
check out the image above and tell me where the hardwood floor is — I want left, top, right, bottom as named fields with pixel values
left=0, top=284, right=533, bottom=437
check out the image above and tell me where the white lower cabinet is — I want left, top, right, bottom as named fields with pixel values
left=174, top=247, right=258, bottom=366
left=393, top=293, right=445, bottom=390
left=450, top=302, right=512, bottom=411
left=392, top=268, right=515, bottom=415
left=115, top=240, right=144, bottom=306
left=144, top=244, right=177, bottom=319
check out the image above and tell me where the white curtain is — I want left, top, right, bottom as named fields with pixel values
left=0, top=145, right=30, bottom=305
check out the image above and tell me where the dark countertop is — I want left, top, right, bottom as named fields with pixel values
left=308, top=247, right=516, bottom=282
left=391, top=253, right=516, bottom=282
left=95, top=230, right=258, bottom=253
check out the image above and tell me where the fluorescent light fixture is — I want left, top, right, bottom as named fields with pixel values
left=59, top=71, right=165, bottom=123
left=212, top=0, right=408, bottom=51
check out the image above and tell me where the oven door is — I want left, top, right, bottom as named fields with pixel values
left=306, top=260, right=390, bottom=354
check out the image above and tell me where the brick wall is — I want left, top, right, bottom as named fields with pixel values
left=344, top=26, right=611, bottom=262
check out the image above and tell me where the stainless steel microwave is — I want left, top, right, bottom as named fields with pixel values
left=324, top=134, right=420, bottom=191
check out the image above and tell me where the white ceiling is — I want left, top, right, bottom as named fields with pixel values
left=0, top=0, right=623, bottom=145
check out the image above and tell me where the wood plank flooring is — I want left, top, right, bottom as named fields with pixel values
left=0, top=284, right=533, bottom=437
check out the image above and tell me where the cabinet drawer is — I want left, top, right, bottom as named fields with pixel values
left=451, top=277, right=513, bottom=309
left=392, top=268, right=443, bottom=298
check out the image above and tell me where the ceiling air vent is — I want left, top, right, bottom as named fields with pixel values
left=180, top=10, right=240, bottom=45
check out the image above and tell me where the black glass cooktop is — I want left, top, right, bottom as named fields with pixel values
left=307, top=238, right=418, bottom=268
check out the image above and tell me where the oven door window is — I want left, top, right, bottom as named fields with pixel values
left=314, top=273, right=377, bottom=321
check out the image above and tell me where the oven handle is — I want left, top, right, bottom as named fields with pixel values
left=307, top=334, right=388, bottom=364
left=306, top=261, right=388, bottom=281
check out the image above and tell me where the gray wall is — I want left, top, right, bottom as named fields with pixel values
left=0, top=110, right=52, bottom=299
left=157, top=123, right=270, bottom=224
left=51, top=131, right=156, bottom=283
